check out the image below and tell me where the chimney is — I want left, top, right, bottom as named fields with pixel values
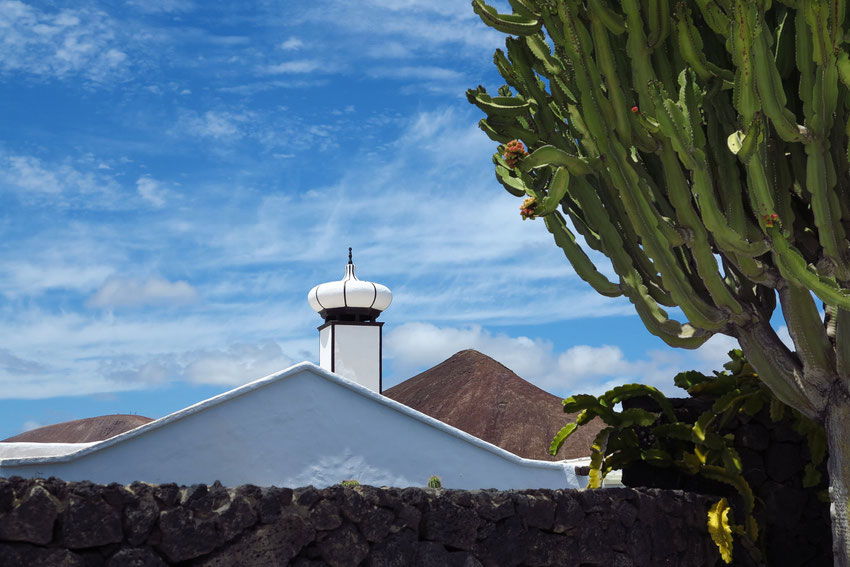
left=307, top=249, right=392, bottom=392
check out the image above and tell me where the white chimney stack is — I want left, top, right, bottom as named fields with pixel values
left=307, top=249, right=392, bottom=393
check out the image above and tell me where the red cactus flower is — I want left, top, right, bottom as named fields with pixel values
left=504, top=139, right=528, bottom=169
left=631, top=106, right=639, bottom=113
left=763, top=213, right=779, bottom=227
left=520, top=196, right=537, bottom=220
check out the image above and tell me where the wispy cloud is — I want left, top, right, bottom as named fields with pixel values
left=0, top=1, right=128, bottom=83
left=183, top=342, right=294, bottom=385
left=279, top=37, right=303, bottom=50
left=88, top=276, right=198, bottom=308
left=0, top=151, right=128, bottom=209
left=136, top=176, right=168, bottom=207
left=264, top=59, right=329, bottom=75
left=369, top=66, right=464, bottom=81
left=176, top=110, right=252, bottom=140
left=0, top=349, right=47, bottom=375
left=126, top=0, right=194, bottom=14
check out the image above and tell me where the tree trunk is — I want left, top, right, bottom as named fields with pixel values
left=827, top=400, right=850, bottom=567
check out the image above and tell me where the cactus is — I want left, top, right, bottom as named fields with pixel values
left=469, top=0, right=850, bottom=562
left=427, top=475, right=442, bottom=489
left=340, top=479, right=360, bottom=487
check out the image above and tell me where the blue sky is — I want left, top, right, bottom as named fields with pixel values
left=0, top=0, right=763, bottom=439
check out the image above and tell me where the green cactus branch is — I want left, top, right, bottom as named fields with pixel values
left=467, top=0, right=850, bottom=362
left=469, top=0, right=850, bottom=562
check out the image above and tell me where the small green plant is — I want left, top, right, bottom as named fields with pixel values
left=427, top=475, right=442, bottom=489
left=550, top=349, right=827, bottom=564
left=340, top=479, right=360, bottom=488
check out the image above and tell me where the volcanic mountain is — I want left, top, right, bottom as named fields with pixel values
left=3, top=414, right=153, bottom=443
left=384, top=349, right=601, bottom=461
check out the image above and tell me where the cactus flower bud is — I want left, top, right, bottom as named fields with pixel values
left=520, top=196, right=537, bottom=220
left=763, top=213, right=779, bottom=227
left=631, top=106, right=639, bottom=113
left=504, top=139, right=528, bottom=169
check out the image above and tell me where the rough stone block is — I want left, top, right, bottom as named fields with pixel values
left=195, top=510, right=314, bottom=567
left=157, top=507, right=218, bottom=562
left=62, top=494, right=124, bottom=549
left=421, top=498, right=480, bottom=551
left=359, top=506, right=394, bottom=542
left=317, top=523, right=369, bottom=567
left=0, top=542, right=86, bottom=566
left=106, top=547, right=168, bottom=567
left=366, top=528, right=417, bottom=567
left=215, top=496, right=257, bottom=543
left=513, top=493, right=554, bottom=530
left=0, top=485, right=59, bottom=545
left=123, top=494, right=159, bottom=547
left=258, top=486, right=292, bottom=524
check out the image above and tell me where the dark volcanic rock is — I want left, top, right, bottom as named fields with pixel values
left=157, top=507, right=218, bottom=562
left=62, top=494, right=124, bottom=548
left=317, top=523, right=369, bottom=567
left=195, top=511, right=314, bottom=567
left=106, top=547, right=168, bottom=567
left=0, top=542, right=86, bottom=566
left=0, top=479, right=726, bottom=567
left=0, top=484, right=59, bottom=544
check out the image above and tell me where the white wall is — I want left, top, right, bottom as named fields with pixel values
left=0, top=364, right=578, bottom=490
left=319, top=324, right=381, bottom=393
left=333, top=324, right=381, bottom=392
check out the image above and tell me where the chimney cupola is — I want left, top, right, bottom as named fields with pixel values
left=308, top=249, right=391, bottom=392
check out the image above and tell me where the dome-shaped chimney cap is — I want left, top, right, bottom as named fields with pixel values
left=308, top=249, right=392, bottom=322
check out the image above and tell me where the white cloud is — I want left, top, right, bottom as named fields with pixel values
left=136, top=176, right=167, bottom=207
left=365, top=41, right=412, bottom=59
left=184, top=342, right=294, bottom=386
left=127, top=0, right=194, bottom=13
left=265, top=59, right=326, bottom=74
left=88, top=276, right=198, bottom=308
left=1, top=262, right=114, bottom=298
left=0, top=349, right=47, bottom=374
left=557, top=345, right=629, bottom=377
left=299, top=0, right=502, bottom=54
left=0, top=1, right=128, bottom=82
left=279, top=37, right=303, bottom=50
left=0, top=152, right=125, bottom=209
left=178, top=110, right=250, bottom=140
left=369, top=65, right=463, bottom=81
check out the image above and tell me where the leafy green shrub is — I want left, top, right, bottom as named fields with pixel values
left=551, top=349, right=826, bottom=563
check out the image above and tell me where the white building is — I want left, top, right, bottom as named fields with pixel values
left=0, top=253, right=587, bottom=489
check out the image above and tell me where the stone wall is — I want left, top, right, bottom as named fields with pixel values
left=0, top=476, right=722, bottom=566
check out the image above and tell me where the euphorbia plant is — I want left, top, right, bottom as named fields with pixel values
left=468, top=0, right=850, bottom=563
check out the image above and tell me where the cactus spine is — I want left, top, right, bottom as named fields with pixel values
left=469, top=0, right=850, bottom=564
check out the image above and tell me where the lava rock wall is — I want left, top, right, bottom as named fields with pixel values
left=0, top=477, right=721, bottom=566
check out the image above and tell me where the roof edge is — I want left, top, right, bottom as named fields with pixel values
left=0, top=362, right=578, bottom=476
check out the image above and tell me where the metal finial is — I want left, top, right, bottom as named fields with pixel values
left=348, top=247, right=353, bottom=265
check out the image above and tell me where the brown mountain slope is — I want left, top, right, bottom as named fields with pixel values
left=384, top=350, right=601, bottom=461
left=3, top=414, right=153, bottom=443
